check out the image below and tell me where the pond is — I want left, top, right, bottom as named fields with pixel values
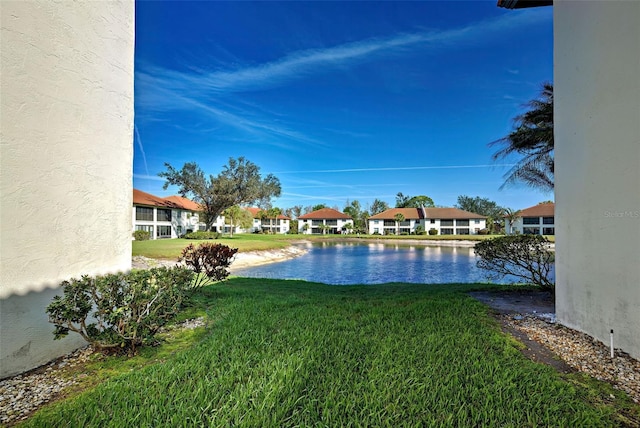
left=233, top=241, right=508, bottom=285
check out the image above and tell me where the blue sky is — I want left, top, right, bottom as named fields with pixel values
left=134, top=1, right=553, bottom=212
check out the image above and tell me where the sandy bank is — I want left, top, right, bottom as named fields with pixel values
left=229, top=246, right=308, bottom=271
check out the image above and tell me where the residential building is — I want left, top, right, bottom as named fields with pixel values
left=133, top=189, right=216, bottom=238
left=1, top=1, right=134, bottom=378
left=368, top=207, right=487, bottom=235
left=245, top=208, right=291, bottom=234
left=500, top=0, right=639, bottom=359
left=506, top=203, right=554, bottom=235
left=298, top=208, right=353, bottom=235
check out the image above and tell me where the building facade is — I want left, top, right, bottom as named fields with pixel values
left=132, top=189, right=214, bottom=239
left=554, top=1, right=640, bottom=359
left=244, top=208, right=291, bottom=234
left=1, top=1, right=134, bottom=378
left=506, top=203, right=555, bottom=235
left=298, top=208, right=353, bottom=235
left=368, top=208, right=487, bottom=235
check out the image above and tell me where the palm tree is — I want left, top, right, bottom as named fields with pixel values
left=503, top=208, right=521, bottom=235
left=491, top=83, right=554, bottom=191
left=394, top=213, right=405, bottom=235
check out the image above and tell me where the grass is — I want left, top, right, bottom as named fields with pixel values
left=20, top=280, right=633, bottom=427
left=132, top=233, right=502, bottom=259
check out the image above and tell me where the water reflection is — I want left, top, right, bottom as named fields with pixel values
left=233, top=242, right=501, bottom=285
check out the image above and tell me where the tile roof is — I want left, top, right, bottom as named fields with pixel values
left=298, top=208, right=352, bottom=220
left=164, top=195, right=202, bottom=211
left=245, top=207, right=290, bottom=220
left=368, top=208, right=423, bottom=220
left=517, top=202, right=554, bottom=217
left=369, top=207, right=487, bottom=220
left=133, top=189, right=202, bottom=211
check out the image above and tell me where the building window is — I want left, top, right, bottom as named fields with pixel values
left=474, top=219, right=480, bottom=224
left=456, top=228, right=470, bottom=235
left=177, top=226, right=183, bottom=235
left=523, top=217, right=540, bottom=225
left=456, top=219, right=469, bottom=226
left=430, top=219, right=435, bottom=224
left=383, top=220, right=395, bottom=226
left=374, top=220, right=379, bottom=224
left=441, top=228, right=454, bottom=235
left=157, top=225, right=172, bottom=238
left=135, top=206, right=153, bottom=221
left=441, top=219, right=453, bottom=226
left=543, top=217, right=555, bottom=224
left=373, top=227, right=379, bottom=234
left=157, top=208, right=171, bottom=222
left=198, top=225, right=207, bottom=231
left=523, top=227, right=540, bottom=235
left=326, top=219, right=338, bottom=226
left=543, top=227, right=555, bottom=235
left=135, top=225, right=153, bottom=233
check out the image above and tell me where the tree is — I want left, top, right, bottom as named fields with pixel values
left=284, top=205, right=303, bottom=219
left=259, top=207, right=282, bottom=234
left=159, top=157, right=281, bottom=231
left=474, top=235, right=554, bottom=291
left=395, top=193, right=435, bottom=208
left=222, top=205, right=253, bottom=237
left=312, top=204, right=327, bottom=212
left=490, top=83, right=554, bottom=191
left=455, top=195, right=506, bottom=233
left=503, top=208, right=521, bottom=235
left=394, top=213, right=405, bottom=235
left=343, top=200, right=368, bottom=233
left=370, top=199, right=389, bottom=215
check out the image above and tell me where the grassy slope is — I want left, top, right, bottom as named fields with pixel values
left=22, top=280, right=626, bottom=427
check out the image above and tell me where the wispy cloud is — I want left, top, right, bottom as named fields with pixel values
left=134, top=125, right=149, bottom=176
left=137, top=8, right=550, bottom=146
left=276, top=164, right=515, bottom=174
left=134, top=173, right=165, bottom=182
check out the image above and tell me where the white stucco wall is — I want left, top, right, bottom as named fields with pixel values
left=0, top=1, right=134, bottom=377
left=555, top=1, right=640, bottom=359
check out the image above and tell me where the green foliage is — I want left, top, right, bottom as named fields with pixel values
left=132, top=230, right=151, bottom=241
left=428, top=228, right=438, bottom=235
left=474, top=235, right=554, bottom=290
left=370, top=198, right=389, bottom=215
left=159, top=157, right=281, bottom=231
left=184, top=231, right=220, bottom=240
left=395, top=192, right=435, bottom=208
left=222, top=205, right=253, bottom=237
left=46, top=267, right=194, bottom=353
left=180, top=243, right=239, bottom=288
left=490, top=82, right=554, bottom=191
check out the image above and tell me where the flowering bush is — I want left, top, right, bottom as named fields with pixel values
left=180, top=243, right=238, bottom=288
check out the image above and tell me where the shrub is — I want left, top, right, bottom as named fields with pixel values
left=474, top=235, right=554, bottom=291
left=477, top=228, right=489, bottom=235
left=46, top=267, right=194, bottom=353
left=180, top=243, right=238, bottom=288
left=428, top=228, right=438, bottom=235
left=185, top=231, right=220, bottom=239
left=133, top=230, right=151, bottom=241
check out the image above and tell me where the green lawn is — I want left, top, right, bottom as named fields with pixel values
left=22, top=280, right=633, bottom=427
left=132, top=233, right=509, bottom=260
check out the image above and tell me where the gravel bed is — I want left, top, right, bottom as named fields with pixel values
left=503, top=314, right=640, bottom=403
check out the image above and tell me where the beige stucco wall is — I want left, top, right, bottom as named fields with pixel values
left=0, top=1, right=134, bottom=377
left=554, top=1, right=640, bottom=359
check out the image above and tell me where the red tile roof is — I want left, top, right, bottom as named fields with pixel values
left=298, top=208, right=352, bottom=220
left=245, top=207, right=290, bottom=220
left=164, top=195, right=202, bottom=211
left=368, top=208, right=423, bottom=220
left=517, top=202, right=554, bottom=217
left=369, top=207, right=487, bottom=220
left=133, top=189, right=202, bottom=211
